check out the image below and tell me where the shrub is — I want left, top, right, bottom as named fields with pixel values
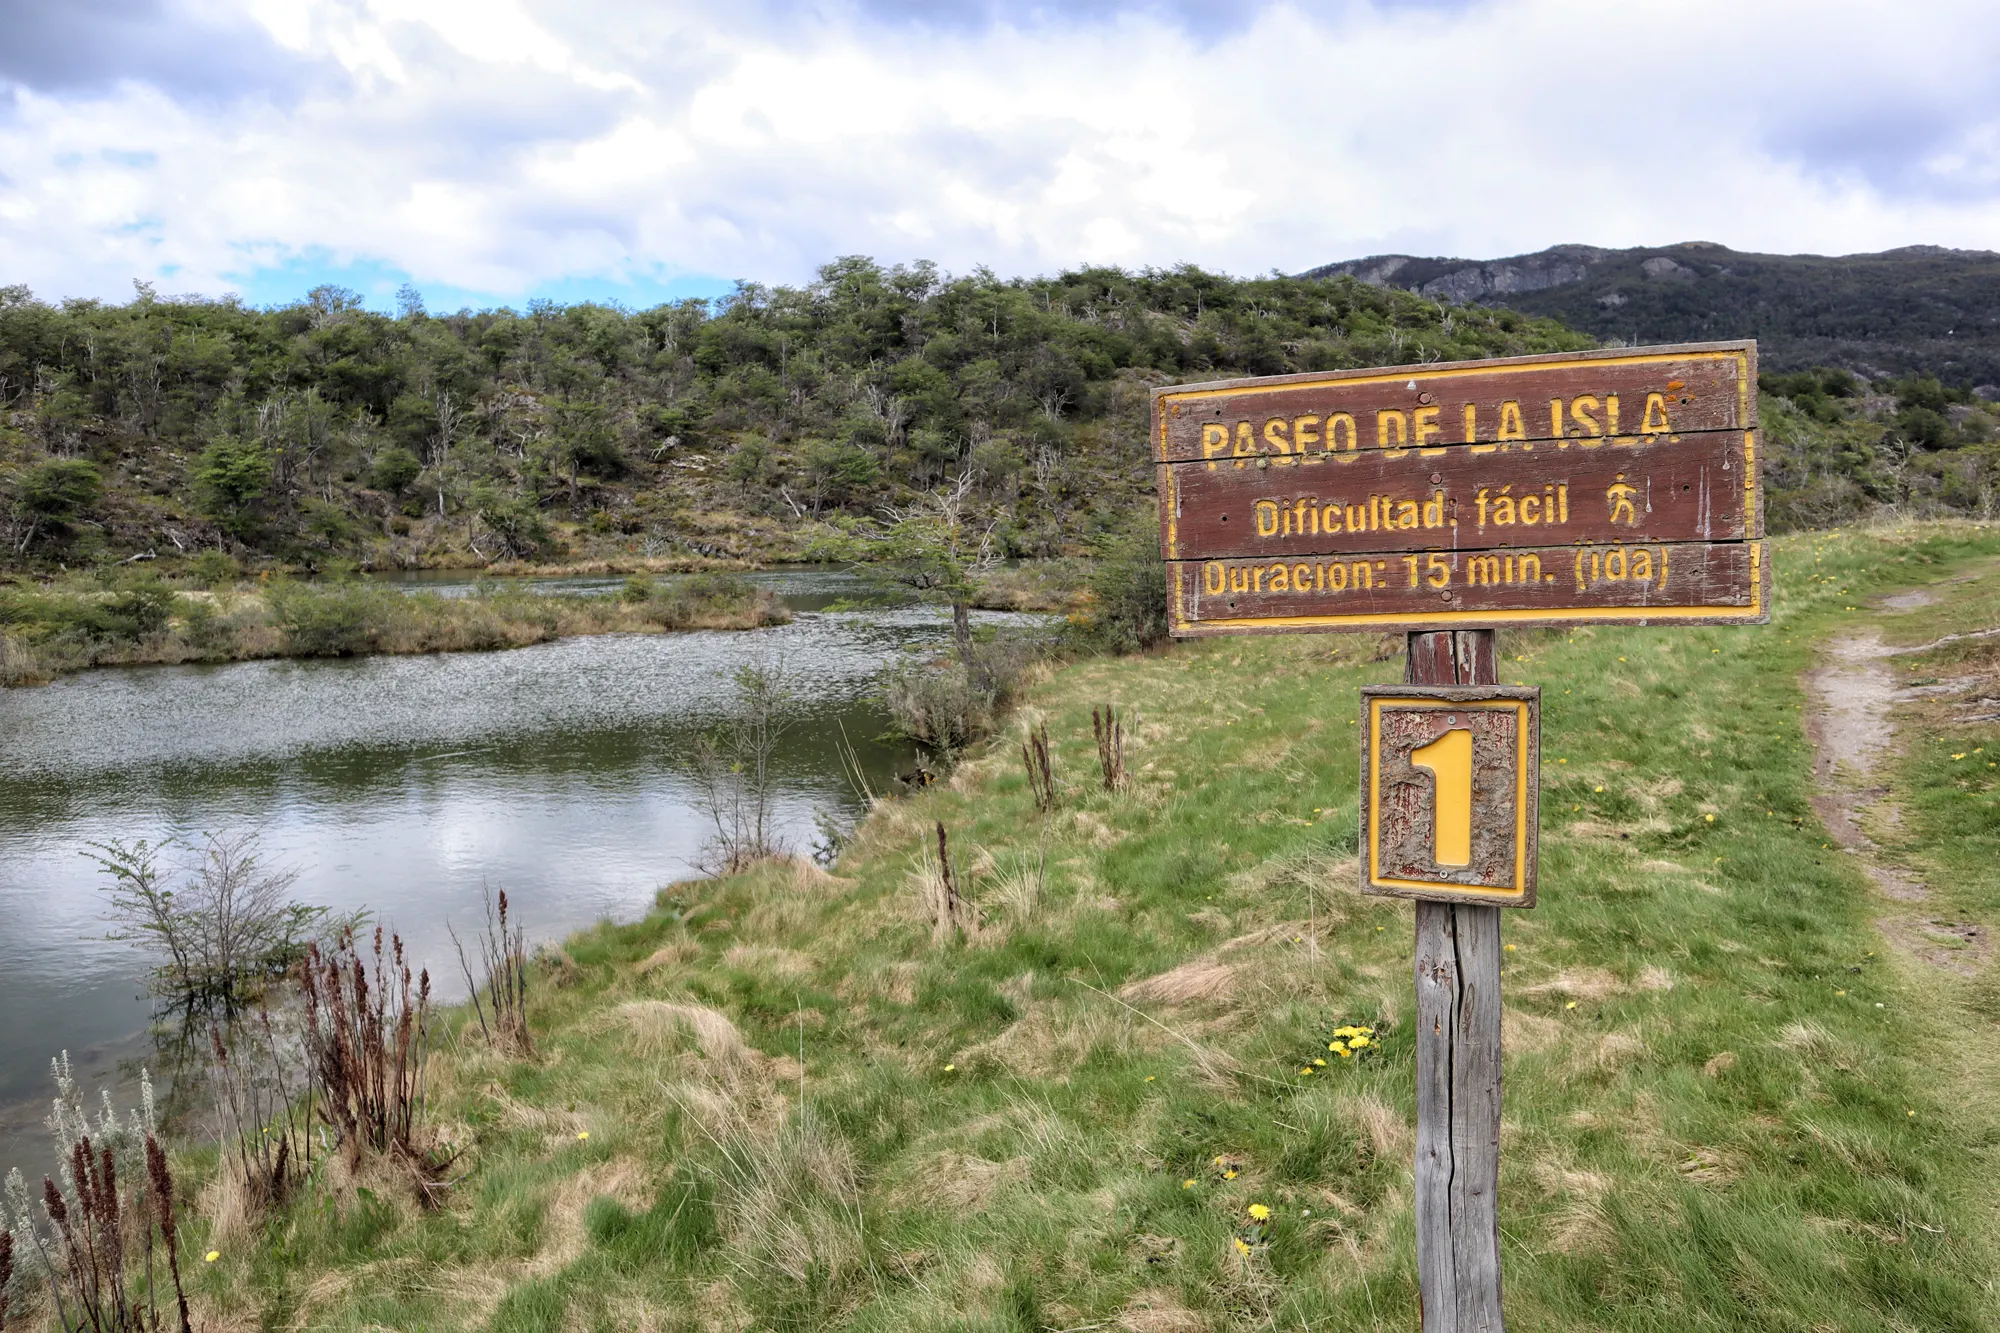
left=369, top=445, right=422, bottom=496
left=1067, top=516, right=1168, bottom=655
left=265, top=580, right=398, bottom=656
left=15, top=458, right=102, bottom=526
left=186, top=549, right=240, bottom=589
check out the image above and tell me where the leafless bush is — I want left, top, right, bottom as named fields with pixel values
left=91, top=834, right=332, bottom=1020
left=1021, top=722, right=1055, bottom=812
left=300, top=927, right=447, bottom=1196
left=450, top=886, right=532, bottom=1056
left=692, top=663, right=793, bottom=875
left=1093, top=704, right=1127, bottom=792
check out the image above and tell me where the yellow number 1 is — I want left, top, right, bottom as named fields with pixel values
left=1411, top=729, right=1473, bottom=866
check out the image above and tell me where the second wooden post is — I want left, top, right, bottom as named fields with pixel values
left=1407, top=628, right=1505, bottom=1333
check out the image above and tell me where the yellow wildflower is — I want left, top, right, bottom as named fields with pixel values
left=1314, top=1058, right=1327, bottom=1067
left=577, top=1131, right=589, bottom=1140
left=1247, top=1203, right=1272, bottom=1221
left=1504, top=943, right=1516, bottom=952
left=1300, top=1067, right=1314, bottom=1075
left=1223, top=1169, right=1238, bottom=1180
left=943, top=1063, right=955, bottom=1072
left=1337, top=1048, right=1353, bottom=1059
left=1233, top=1237, right=1251, bottom=1256
left=1348, top=1035, right=1371, bottom=1048
left=205, top=1250, right=220, bottom=1263
left=1565, top=1001, right=1577, bottom=1010
left=1183, top=1178, right=1196, bottom=1189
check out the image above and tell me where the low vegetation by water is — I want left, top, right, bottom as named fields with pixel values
left=7, top=522, right=1994, bottom=1329
left=0, top=569, right=787, bottom=684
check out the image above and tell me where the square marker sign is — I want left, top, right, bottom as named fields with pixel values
left=1360, top=684, right=1540, bottom=907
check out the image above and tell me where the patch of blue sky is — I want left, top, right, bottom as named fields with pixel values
left=227, top=251, right=736, bottom=315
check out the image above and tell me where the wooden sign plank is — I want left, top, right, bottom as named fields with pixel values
left=1168, top=538, right=1765, bottom=635
left=1154, top=343, right=1751, bottom=465
left=1359, top=684, right=1540, bottom=907
left=1160, top=429, right=1754, bottom=559
left=1152, top=341, right=1764, bottom=635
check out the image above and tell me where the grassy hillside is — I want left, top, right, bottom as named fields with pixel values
left=127, top=522, right=2000, bottom=1332
left=1306, top=242, right=2000, bottom=388
left=0, top=265, right=1586, bottom=575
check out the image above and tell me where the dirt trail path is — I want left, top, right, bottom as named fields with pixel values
left=1804, top=592, right=1992, bottom=972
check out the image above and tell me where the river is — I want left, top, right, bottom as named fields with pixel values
left=0, top=569, right=1012, bottom=1180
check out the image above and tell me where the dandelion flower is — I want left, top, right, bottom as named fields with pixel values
left=1504, top=944, right=1516, bottom=952
left=1705, top=814, right=1715, bottom=822
left=1233, top=1237, right=1252, bottom=1255
left=1348, top=1036, right=1371, bottom=1048
left=1565, top=1001, right=1577, bottom=1010
left=1183, top=1178, right=1196, bottom=1189
left=1247, top=1203, right=1272, bottom=1221
left=1953, top=753, right=1967, bottom=760
left=1314, top=1058, right=1327, bottom=1067
left=1594, top=786, right=1604, bottom=793
left=1337, top=1048, right=1353, bottom=1059
left=1223, top=1169, right=1239, bottom=1180
left=943, top=1063, right=956, bottom=1072
left=205, top=1251, right=220, bottom=1263
left=1300, top=1067, right=1315, bottom=1075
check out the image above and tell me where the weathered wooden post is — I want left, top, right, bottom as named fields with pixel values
left=1150, top=342, right=1769, bottom=1331
left=1408, top=629, right=1505, bottom=1332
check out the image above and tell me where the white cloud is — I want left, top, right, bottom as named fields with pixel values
left=3, top=0, right=1998, bottom=304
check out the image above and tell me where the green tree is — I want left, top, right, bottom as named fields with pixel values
left=823, top=469, right=996, bottom=669
left=193, top=435, right=272, bottom=537
left=10, top=457, right=102, bottom=551
left=369, top=445, right=423, bottom=497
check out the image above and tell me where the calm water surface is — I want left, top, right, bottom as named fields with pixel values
left=0, top=571, right=1008, bottom=1178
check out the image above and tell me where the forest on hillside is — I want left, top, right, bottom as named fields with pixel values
left=4, top=258, right=1994, bottom=578
left=0, top=262, right=1588, bottom=572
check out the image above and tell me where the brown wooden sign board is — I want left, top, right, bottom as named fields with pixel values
left=1360, top=685, right=1540, bottom=908
left=1151, top=341, right=1767, bottom=636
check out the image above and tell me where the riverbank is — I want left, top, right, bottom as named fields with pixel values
left=0, top=571, right=789, bottom=685
left=56, top=519, right=1992, bottom=1331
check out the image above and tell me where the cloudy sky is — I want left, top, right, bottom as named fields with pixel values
left=3, top=0, right=1997, bottom=310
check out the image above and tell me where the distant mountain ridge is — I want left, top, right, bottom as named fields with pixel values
left=1302, top=242, right=2000, bottom=391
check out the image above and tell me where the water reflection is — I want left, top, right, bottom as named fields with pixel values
left=0, top=579, right=1015, bottom=1178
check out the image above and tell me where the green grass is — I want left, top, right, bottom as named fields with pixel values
left=169, top=521, right=2000, bottom=1332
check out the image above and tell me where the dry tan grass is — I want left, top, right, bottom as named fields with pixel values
left=1702, top=1051, right=1739, bottom=1077
left=1117, top=1286, right=1211, bottom=1331
left=1118, top=961, right=1237, bottom=1006
left=1635, top=965, right=1676, bottom=992
left=722, top=943, right=816, bottom=979
left=637, top=939, right=700, bottom=974
left=1518, top=968, right=1625, bottom=1002
left=893, top=1151, right=1029, bottom=1211
left=1503, top=1007, right=1564, bottom=1054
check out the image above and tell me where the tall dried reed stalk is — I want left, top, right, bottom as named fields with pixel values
left=1020, top=722, right=1056, bottom=812
left=0, top=1227, right=14, bottom=1330
left=301, top=926, right=446, bottom=1194
left=1092, top=704, right=1126, bottom=792
left=33, top=1133, right=191, bottom=1333
left=449, top=887, right=532, bottom=1056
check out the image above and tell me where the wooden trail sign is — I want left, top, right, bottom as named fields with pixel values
left=1148, top=342, right=1769, bottom=1333
left=1151, top=341, right=1767, bottom=637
